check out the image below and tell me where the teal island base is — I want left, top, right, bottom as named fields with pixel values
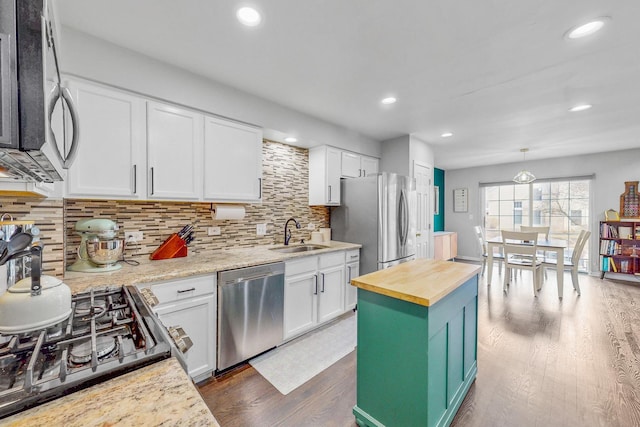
left=353, top=274, right=478, bottom=427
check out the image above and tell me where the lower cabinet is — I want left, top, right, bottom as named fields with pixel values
left=434, top=231, right=458, bottom=261
left=284, top=251, right=346, bottom=340
left=345, top=249, right=360, bottom=310
left=137, top=275, right=216, bottom=382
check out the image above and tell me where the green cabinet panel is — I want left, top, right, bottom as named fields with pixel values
left=354, top=275, right=478, bottom=427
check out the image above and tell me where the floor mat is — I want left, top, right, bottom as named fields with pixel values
left=249, top=314, right=356, bottom=395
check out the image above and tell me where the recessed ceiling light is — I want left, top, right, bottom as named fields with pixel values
left=381, top=97, right=397, bottom=105
left=566, top=17, right=609, bottom=39
left=284, top=137, right=298, bottom=143
left=236, top=7, right=261, bottom=27
left=441, top=132, right=453, bottom=138
left=569, top=104, right=592, bottom=112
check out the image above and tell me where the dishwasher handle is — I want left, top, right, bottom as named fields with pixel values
left=229, top=270, right=282, bottom=284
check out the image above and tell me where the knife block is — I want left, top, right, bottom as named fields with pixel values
left=150, top=234, right=188, bottom=260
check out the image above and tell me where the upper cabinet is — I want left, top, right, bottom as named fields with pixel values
left=66, top=81, right=146, bottom=199
left=309, top=146, right=341, bottom=206
left=147, top=102, right=203, bottom=200
left=62, top=79, right=263, bottom=202
left=309, top=145, right=380, bottom=205
left=203, top=116, right=262, bottom=203
left=341, top=152, right=379, bottom=178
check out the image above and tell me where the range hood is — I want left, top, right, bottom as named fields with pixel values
left=0, top=0, right=78, bottom=183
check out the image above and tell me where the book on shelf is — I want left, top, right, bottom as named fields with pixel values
left=610, top=257, right=618, bottom=272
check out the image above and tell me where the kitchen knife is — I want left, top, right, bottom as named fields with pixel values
left=177, top=225, right=191, bottom=238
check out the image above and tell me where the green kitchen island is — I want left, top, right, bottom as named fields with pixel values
left=351, top=259, right=480, bottom=427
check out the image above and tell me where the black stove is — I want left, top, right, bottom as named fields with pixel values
left=0, top=285, right=172, bottom=418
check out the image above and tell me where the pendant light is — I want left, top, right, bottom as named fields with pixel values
left=512, top=148, right=536, bottom=184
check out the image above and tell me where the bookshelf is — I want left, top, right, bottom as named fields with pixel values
left=599, top=220, right=640, bottom=278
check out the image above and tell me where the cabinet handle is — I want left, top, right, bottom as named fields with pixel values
left=358, top=169, right=362, bottom=177
left=258, top=178, right=262, bottom=199
left=133, top=165, right=137, bottom=194
left=313, top=274, right=318, bottom=295
left=363, top=169, right=366, bottom=176
left=150, top=167, right=155, bottom=195
left=328, top=185, right=332, bottom=202
left=177, top=287, right=196, bottom=294
left=350, top=254, right=358, bottom=259
left=347, top=266, right=352, bottom=282
left=320, top=272, right=325, bottom=293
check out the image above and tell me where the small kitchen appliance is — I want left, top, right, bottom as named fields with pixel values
left=67, top=219, right=123, bottom=273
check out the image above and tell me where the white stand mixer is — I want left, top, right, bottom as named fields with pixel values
left=67, top=219, right=123, bottom=273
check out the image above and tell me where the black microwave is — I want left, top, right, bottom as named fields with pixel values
left=0, top=0, right=78, bottom=182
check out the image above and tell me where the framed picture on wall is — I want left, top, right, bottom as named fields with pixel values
left=453, top=188, right=468, bottom=212
left=434, top=186, right=440, bottom=215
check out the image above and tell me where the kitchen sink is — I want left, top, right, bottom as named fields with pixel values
left=269, top=244, right=327, bottom=253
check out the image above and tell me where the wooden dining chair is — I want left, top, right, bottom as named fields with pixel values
left=473, top=225, right=503, bottom=276
left=519, top=225, right=551, bottom=277
left=501, top=230, right=543, bottom=296
left=542, top=230, right=591, bottom=296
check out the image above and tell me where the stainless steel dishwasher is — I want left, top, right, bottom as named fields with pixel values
left=217, top=262, right=285, bottom=371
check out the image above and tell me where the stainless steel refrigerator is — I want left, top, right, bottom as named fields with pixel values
left=332, top=172, right=416, bottom=275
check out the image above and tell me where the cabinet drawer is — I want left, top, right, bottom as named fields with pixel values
left=286, top=256, right=318, bottom=277
left=319, top=251, right=344, bottom=269
left=142, top=275, right=215, bottom=304
left=345, top=249, right=360, bottom=263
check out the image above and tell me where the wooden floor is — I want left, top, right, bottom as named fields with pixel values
left=198, top=269, right=640, bottom=427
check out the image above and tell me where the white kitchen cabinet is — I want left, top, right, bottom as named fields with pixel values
left=203, top=116, right=262, bottom=202
left=345, top=249, right=360, bottom=310
left=137, top=275, right=216, bottom=383
left=154, top=293, right=215, bottom=382
left=284, top=252, right=345, bottom=340
left=361, top=155, right=379, bottom=176
left=147, top=101, right=203, bottom=200
left=65, top=80, right=147, bottom=198
left=309, top=145, right=341, bottom=205
left=341, top=151, right=379, bottom=178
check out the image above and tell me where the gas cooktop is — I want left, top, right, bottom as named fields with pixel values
left=0, top=285, right=172, bottom=418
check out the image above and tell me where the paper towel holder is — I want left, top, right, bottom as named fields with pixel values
left=209, top=203, right=246, bottom=221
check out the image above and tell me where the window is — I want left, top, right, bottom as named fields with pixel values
left=481, top=177, right=591, bottom=272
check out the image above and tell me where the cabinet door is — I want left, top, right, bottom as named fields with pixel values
left=361, top=156, right=379, bottom=177
left=341, top=151, right=361, bottom=178
left=326, top=147, right=341, bottom=205
left=284, top=272, right=317, bottom=339
left=147, top=102, right=203, bottom=200
left=66, top=81, right=146, bottom=198
left=203, top=116, right=262, bottom=202
left=318, top=264, right=345, bottom=323
left=155, top=293, right=216, bottom=381
left=345, top=261, right=359, bottom=310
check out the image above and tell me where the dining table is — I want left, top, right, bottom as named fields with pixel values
left=486, top=236, right=568, bottom=298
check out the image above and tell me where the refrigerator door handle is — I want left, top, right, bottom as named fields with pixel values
left=399, top=188, right=410, bottom=247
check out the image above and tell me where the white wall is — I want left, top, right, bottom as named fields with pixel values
left=58, top=27, right=381, bottom=157
left=444, top=148, right=640, bottom=273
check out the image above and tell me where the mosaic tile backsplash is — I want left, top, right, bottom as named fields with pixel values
left=64, top=140, right=330, bottom=267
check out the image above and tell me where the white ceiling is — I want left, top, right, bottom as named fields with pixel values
left=54, top=0, right=640, bottom=170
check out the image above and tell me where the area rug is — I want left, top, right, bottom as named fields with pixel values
left=249, top=314, right=357, bottom=395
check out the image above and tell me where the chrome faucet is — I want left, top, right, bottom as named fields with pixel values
left=284, top=217, right=301, bottom=245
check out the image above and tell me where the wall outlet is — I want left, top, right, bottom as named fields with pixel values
left=125, top=231, right=143, bottom=242
left=256, top=223, right=267, bottom=236
left=208, top=226, right=221, bottom=236
left=307, top=223, right=315, bottom=230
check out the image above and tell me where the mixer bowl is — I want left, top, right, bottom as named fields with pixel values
left=86, top=239, right=124, bottom=267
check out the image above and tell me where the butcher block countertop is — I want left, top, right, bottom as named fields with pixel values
left=2, top=357, right=219, bottom=427
left=63, top=241, right=361, bottom=293
left=351, top=259, right=480, bottom=306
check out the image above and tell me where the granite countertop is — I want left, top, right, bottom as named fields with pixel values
left=2, top=357, right=219, bottom=427
left=64, top=240, right=361, bottom=293
left=351, top=259, right=480, bottom=306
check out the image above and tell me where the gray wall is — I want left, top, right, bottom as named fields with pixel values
left=445, top=148, right=640, bottom=274
left=58, top=27, right=381, bottom=157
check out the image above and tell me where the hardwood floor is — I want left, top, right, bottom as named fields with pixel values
left=198, top=269, right=640, bottom=427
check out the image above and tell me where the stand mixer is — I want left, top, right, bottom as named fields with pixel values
left=68, top=219, right=123, bottom=273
